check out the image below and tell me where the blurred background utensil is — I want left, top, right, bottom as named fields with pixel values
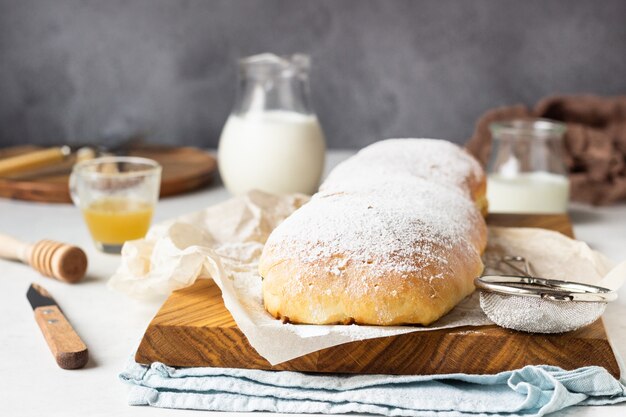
left=0, top=146, right=71, bottom=178
left=0, top=233, right=88, bottom=283
left=0, top=133, right=147, bottom=181
left=2, top=146, right=97, bottom=181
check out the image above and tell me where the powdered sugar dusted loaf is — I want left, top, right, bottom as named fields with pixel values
left=259, top=138, right=488, bottom=326
left=322, top=139, right=487, bottom=214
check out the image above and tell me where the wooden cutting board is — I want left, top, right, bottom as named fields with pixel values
left=0, top=145, right=217, bottom=203
left=135, top=213, right=620, bottom=378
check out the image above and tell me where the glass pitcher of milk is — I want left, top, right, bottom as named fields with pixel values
left=218, top=53, right=326, bottom=196
left=487, top=119, right=569, bottom=214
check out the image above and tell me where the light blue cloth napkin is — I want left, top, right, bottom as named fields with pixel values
left=121, top=360, right=626, bottom=416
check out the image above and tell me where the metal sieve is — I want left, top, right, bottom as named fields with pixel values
left=474, top=256, right=617, bottom=334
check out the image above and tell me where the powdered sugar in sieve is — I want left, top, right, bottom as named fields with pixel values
left=475, top=256, right=617, bottom=334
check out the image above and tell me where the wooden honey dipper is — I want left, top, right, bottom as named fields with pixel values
left=0, top=234, right=88, bottom=283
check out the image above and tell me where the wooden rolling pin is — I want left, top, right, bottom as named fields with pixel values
left=0, top=146, right=71, bottom=177
left=4, top=146, right=97, bottom=181
left=0, top=234, right=88, bottom=283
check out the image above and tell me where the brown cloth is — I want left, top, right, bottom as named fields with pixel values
left=466, top=95, right=626, bottom=205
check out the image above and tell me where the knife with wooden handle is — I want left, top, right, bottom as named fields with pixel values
left=26, top=284, right=89, bottom=369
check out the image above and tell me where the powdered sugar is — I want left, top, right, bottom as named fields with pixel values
left=322, top=138, right=483, bottom=197
left=264, top=139, right=486, bottom=279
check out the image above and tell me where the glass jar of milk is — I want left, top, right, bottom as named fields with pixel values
left=218, top=53, right=326, bottom=196
left=487, top=119, right=569, bottom=214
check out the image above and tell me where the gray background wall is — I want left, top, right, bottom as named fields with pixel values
left=0, top=0, right=625, bottom=149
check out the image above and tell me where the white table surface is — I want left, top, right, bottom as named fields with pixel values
left=1, top=150, right=625, bottom=417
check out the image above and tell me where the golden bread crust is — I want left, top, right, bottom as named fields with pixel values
left=259, top=138, right=487, bottom=325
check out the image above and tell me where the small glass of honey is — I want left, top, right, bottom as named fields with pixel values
left=70, top=156, right=161, bottom=254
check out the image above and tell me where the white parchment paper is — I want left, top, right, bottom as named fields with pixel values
left=109, top=191, right=625, bottom=365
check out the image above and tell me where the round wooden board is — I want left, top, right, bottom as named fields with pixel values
left=0, top=145, right=217, bottom=203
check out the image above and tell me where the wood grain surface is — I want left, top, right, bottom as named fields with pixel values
left=135, top=213, right=620, bottom=378
left=34, top=305, right=89, bottom=369
left=0, top=145, right=217, bottom=203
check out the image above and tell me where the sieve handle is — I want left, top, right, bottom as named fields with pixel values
left=475, top=275, right=617, bottom=303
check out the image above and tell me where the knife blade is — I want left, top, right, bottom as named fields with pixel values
left=26, top=284, right=89, bottom=369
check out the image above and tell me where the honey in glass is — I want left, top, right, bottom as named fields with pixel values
left=82, top=197, right=154, bottom=245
